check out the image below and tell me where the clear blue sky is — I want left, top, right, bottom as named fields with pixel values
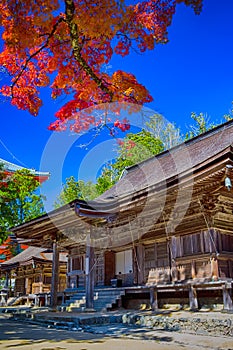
left=0, top=0, right=233, bottom=210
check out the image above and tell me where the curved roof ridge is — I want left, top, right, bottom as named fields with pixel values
left=126, top=118, right=233, bottom=173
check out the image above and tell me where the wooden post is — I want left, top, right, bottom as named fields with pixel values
left=137, top=244, right=145, bottom=285
left=85, top=233, right=95, bottom=310
left=171, top=236, right=178, bottom=282
left=150, top=287, right=158, bottom=311
left=4, top=272, right=9, bottom=288
left=210, top=257, right=219, bottom=281
left=189, top=285, right=198, bottom=310
left=222, top=283, right=233, bottom=311
left=191, top=260, right=196, bottom=279
left=45, top=293, right=48, bottom=306
left=40, top=271, right=43, bottom=293
left=171, top=260, right=178, bottom=282
left=50, top=241, right=59, bottom=309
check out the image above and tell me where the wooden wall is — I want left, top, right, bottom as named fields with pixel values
left=12, top=262, right=67, bottom=296
left=144, top=230, right=233, bottom=285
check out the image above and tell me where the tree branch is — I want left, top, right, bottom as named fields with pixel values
left=64, top=0, right=113, bottom=100
left=11, top=17, right=65, bottom=96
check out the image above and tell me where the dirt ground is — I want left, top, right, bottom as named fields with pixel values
left=0, top=312, right=233, bottom=350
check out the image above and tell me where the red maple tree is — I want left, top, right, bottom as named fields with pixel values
left=0, top=0, right=202, bottom=133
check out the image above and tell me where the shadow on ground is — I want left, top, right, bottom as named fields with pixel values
left=0, top=316, right=173, bottom=344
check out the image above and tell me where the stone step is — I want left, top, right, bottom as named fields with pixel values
left=69, top=291, right=124, bottom=298
left=64, top=288, right=125, bottom=311
left=65, top=288, right=125, bottom=294
left=70, top=294, right=120, bottom=301
left=68, top=299, right=118, bottom=310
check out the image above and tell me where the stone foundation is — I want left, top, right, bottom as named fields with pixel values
left=122, top=313, right=233, bottom=336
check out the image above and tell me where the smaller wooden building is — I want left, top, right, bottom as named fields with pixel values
left=0, top=246, right=67, bottom=304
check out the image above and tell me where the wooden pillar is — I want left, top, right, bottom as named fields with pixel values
left=150, top=287, right=158, bottom=311
left=171, top=260, right=178, bottom=282
left=45, top=293, right=48, bottom=306
left=191, top=260, right=196, bottom=279
left=50, top=241, right=59, bottom=309
left=137, top=244, right=145, bottom=285
left=222, top=283, right=233, bottom=311
left=211, top=257, right=219, bottom=281
left=9, top=272, right=12, bottom=289
left=35, top=295, right=39, bottom=306
left=4, top=272, right=9, bottom=288
left=189, top=285, right=198, bottom=310
left=85, top=234, right=95, bottom=310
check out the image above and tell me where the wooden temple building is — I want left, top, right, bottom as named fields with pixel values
left=11, top=120, right=233, bottom=311
left=0, top=246, right=67, bottom=306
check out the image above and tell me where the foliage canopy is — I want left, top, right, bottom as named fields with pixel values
left=54, top=176, right=98, bottom=207
left=0, top=0, right=202, bottom=133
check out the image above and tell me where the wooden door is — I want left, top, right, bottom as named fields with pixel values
left=94, top=252, right=104, bottom=286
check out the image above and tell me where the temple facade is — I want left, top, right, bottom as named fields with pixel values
left=11, top=120, right=233, bottom=311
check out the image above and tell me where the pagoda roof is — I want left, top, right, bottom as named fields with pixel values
left=0, top=157, right=50, bottom=184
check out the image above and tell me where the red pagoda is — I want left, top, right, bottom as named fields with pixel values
left=0, top=157, right=50, bottom=184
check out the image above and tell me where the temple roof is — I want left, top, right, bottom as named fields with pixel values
left=97, top=119, right=233, bottom=201
left=0, top=157, right=50, bottom=184
left=0, top=246, right=67, bottom=270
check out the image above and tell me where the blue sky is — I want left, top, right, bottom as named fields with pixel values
left=0, top=0, right=233, bottom=210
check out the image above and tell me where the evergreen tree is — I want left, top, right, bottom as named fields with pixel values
left=54, top=176, right=98, bottom=208
left=0, top=166, right=45, bottom=243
